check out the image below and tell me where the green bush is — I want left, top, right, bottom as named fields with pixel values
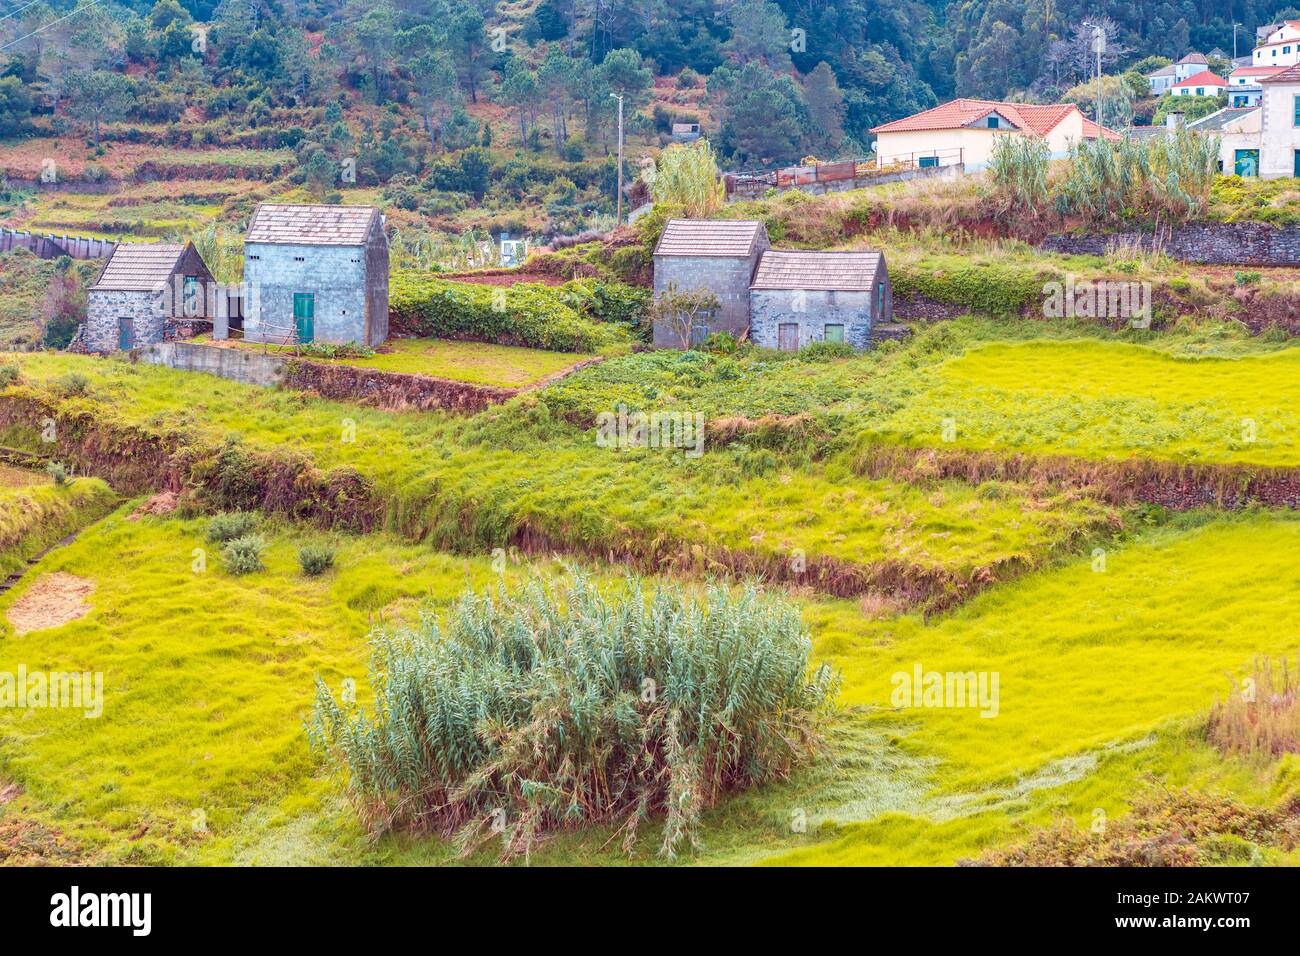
left=221, top=535, right=266, bottom=575
left=46, top=461, right=67, bottom=486
left=207, top=511, right=258, bottom=543
left=388, top=272, right=633, bottom=352
left=294, top=341, right=376, bottom=360
left=890, top=255, right=1056, bottom=315
left=309, top=572, right=838, bottom=859
left=55, top=372, right=90, bottom=397
left=0, top=363, right=17, bottom=387
left=800, top=340, right=855, bottom=362
left=298, top=544, right=335, bottom=576
left=1235, top=271, right=1262, bottom=287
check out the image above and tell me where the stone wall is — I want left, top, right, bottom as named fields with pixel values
left=652, top=249, right=766, bottom=348
left=85, top=290, right=166, bottom=353
left=750, top=289, right=874, bottom=349
left=243, top=242, right=384, bottom=346
left=1039, top=222, right=1300, bottom=265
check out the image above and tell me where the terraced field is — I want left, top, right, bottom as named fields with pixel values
left=3, top=319, right=1299, bottom=867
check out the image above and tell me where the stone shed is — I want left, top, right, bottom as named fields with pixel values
left=749, top=250, right=891, bottom=351
left=240, top=203, right=388, bottom=347
left=85, top=242, right=216, bottom=353
left=652, top=218, right=769, bottom=348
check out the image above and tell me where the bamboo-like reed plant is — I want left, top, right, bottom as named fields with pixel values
left=1053, top=130, right=1221, bottom=227
left=308, top=570, right=839, bottom=860
left=987, top=135, right=1050, bottom=218
left=651, top=140, right=726, bottom=218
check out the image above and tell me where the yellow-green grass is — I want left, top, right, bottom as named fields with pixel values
left=3, top=508, right=1298, bottom=865
left=765, top=511, right=1300, bottom=863
left=0, top=476, right=118, bottom=576
left=866, top=338, right=1300, bottom=467
left=207, top=337, right=596, bottom=388
left=0, top=511, right=584, bottom=863
left=0, top=353, right=1115, bottom=586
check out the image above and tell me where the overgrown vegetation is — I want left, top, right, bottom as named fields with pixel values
left=1209, top=656, right=1300, bottom=759
left=309, top=572, right=838, bottom=860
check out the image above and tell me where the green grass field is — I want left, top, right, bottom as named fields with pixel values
left=0, top=475, right=118, bottom=576
left=208, top=337, right=596, bottom=388
left=2, top=507, right=1296, bottom=865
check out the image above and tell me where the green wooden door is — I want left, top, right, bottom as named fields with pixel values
left=823, top=324, right=845, bottom=344
left=1293, top=150, right=1300, bottom=178
left=118, top=318, right=133, bottom=350
left=293, top=293, right=315, bottom=343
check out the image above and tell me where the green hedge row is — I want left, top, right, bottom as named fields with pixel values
left=890, top=255, right=1062, bottom=316
left=388, top=272, right=642, bottom=352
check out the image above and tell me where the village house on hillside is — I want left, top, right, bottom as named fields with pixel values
left=869, top=99, right=1118, bottom=172
left=651, top=219, right=892, bottom=352
left=749, top=250, right=891, bottom=351
left=1147, top=53, right=1213, bottom=94
left=652, top=218, right=770, bottom=348
left=1252, top=21, right=1300, bottom=67
left=1169, top=70, right=1227, bottom=97
left=239, top=203, right=389, bottom=347
left=85, top=242, right=215, bottom=353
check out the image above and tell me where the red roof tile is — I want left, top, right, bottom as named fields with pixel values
left=1259, top=62, right=1300, bottom=83
left=870, top=99, right=1093, bottom=137
left=1171, top=71, right=1227, bottom=88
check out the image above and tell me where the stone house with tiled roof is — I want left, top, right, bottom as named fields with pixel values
left=85, top=242, right=215, bottom=353
left=869, top=99, right=1118, bottom=172
left=651, top=219, right=770, bottom=348
left=240, top=203, right=389, bottom=347
left=750, top=251, right=891, bottom=351
left=651, top=219, right=892, bottom=351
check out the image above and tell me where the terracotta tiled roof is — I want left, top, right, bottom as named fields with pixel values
left=751, top=250, right=884, bottom=292
left=1230, top=66, right=1284, bottom=77
left=1148, top=64, right=1177, bottom=77
left=1258, top=62, right=1300, bottom=83
left=91, top=243, right=188, bottom=292
left=870, top=99, right=1081, bottom=136
left=1171, top=70, right=1227, bottom=88
left=1081, top=118, right=1122, bottom=141
left=245, top=203, right=380, bottom=245
left=1177, top=53, right=1209, bottom=65
left=653, top=219, right=766, bottom=258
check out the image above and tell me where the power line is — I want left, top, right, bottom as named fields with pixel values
left=0, top=0, right=106, bottom=54
left=0, top=1, right=45, bottom=27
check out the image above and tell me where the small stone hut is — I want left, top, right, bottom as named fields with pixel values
left=85, top=242, right=216, bottom=353
left=749, top=250, right=892, bottom=351
left=651, top=218, right=769, bottom=348
left=240, top=203, right=388, bottom=347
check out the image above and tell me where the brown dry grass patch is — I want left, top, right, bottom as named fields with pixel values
left=6, top=572, right=95, bottom=636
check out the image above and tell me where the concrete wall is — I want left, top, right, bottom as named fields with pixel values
left=751, top=289, right=875, bottom=350
left=134, top=341, right=286, bottom=387
left=243, top=233, right=387, bottom=347
left=652, top=242, right=767, bottom=348
left=86, top=290, right=166, bottom=354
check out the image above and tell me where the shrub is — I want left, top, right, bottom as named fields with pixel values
left=298, top=544, right=335, bottom=576
left=0, top=363, right=17, bottom=387
left=1235, top=271, right=1262, bottom=287
left=206, top=510, right=258, bottom=543
left=388, top=272, right=632, bottom=352
left=800, top=340, right=855, bottom=362
left=221, top=535, right=266, bottom=575
left=969, top=789, right=1300, bottom=867
left=293, top=341, right=375, bottom=360
left=1208, top=655, right=1300, bottom=757
left=55, top=372, right=90, bottom=397
left=46, top=461, right=67, bottom=486
left=309, top=572, right=839, bottom=859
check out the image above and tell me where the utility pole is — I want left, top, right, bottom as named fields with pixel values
left=1092, top=25, right=1105, bottom=128
left=610, top=93, right=624, bottom=227
left=1233, top=22, right=1240, bottom=62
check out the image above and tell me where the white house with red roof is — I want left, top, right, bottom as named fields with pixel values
left=1169, top=70, right=1227, bottom=97
left=869, top=98, right=1118, bottom=172
left=1252, top=22, right=1300, bottom=68
left=1229, top=66, right=1285, bottom=107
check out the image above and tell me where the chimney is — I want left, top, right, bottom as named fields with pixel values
left=1166, top=111, right=1185, bottom=130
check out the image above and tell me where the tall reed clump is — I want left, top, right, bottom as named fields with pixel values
left=987, top=134, right=1050, bottom=219
left=1208, top=654, right=1300, bottom=758
left=308, top=571, right=839, bottom=861
left=651, top=139, right=726, bottom=218
left=1053, top=130, right=1220, bottom=227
